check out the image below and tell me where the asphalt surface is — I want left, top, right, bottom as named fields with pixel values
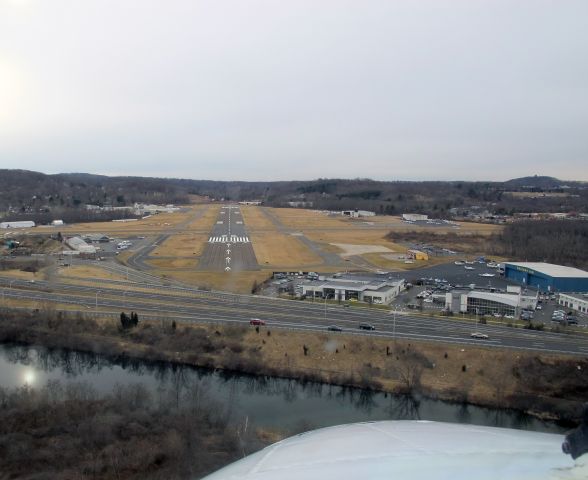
left=2, top=276, right=588, bottom=356
left=198, top=205, right=258, bottom=271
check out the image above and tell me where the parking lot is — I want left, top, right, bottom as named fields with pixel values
left=261, top=262, right=588, bottom=328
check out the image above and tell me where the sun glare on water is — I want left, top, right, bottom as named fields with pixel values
left=23, top=369, right=36, bottom=385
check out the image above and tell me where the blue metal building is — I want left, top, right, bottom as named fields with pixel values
left=504, top=262, right=588, bottom=293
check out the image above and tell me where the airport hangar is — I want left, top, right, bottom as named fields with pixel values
left=504, top=262, right=588, bottom=293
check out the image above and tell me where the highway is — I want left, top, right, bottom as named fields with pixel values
left=2, top=276, right=588, bottom=356
left=198, top=205, right=258, bottom=271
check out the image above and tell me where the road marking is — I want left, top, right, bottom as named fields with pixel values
left=209, top=235, right=249, bottom=244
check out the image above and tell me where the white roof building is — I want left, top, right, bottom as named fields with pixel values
left=402, top=213, right=428, bottom=222
left=303, top=276, right=404, bottom=304
left=65, top=236, right=96, bottom=254
left=0, top=221, right=36, bottom=229
left=505, top=262, right=588, bottom=279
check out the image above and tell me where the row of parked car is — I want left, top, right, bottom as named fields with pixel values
left=551, top=310, right=578, bottom=324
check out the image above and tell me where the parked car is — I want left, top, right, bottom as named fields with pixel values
left=470, top=332, right=489, bottom=340
left=249, top=318, right=266, bottom=326
left=359, top=323, right=376, bottom=331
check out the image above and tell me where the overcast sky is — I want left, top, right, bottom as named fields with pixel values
left=0, top=0, right=586, bottom=182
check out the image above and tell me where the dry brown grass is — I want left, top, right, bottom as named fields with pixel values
left=250, top=233, right=323, bottom=267
left=152, top=270, right=272, bottom=293
left=60, top=211, right=194, bottom=235
left=241, top=327, right=574, bottom=409
left=304, top=228, right=403, bottom=250
left=240, top=206, right=276, bottom=230
left=361, top=253, right=452, bottom=271
left=58, top=265, right=128, bottom=281
left=151, top=233, right=209, bottom=257
left=453, top=222, right=503, bottom=234
left=271, top=208, right=348, bottom=229
left=0, top=270, right=37, bottom=280
left=184, top=204, right=222, bottom=232
left=147, top=258, right=200, bottom=269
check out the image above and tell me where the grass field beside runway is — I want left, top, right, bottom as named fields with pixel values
left=240, top=206, right=277, bottom=229
left=250, top=233, right=323, bottom=267
left=150, top=233, right=209, bottom=257
left=270, top=208, right=349, bottom=229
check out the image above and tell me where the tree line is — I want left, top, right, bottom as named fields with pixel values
left=497, top=220, right=588, bottom=269
left=2, top=170, right=587, bottom=222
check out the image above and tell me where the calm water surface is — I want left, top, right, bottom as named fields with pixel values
left=0, top=343, right=566, bottom=434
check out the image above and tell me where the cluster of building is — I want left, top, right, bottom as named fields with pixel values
left=444, top=262, right=588, bottom=317
left=86, top=203, right=179, bottom=216
left=302, top=274, right=405, bottom=305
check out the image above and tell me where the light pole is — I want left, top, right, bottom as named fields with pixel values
left=324, top=293, right=331, bottom=323
left=393, top=307, right=397, bottom=341
left=95, top=290, right=101, bottom=315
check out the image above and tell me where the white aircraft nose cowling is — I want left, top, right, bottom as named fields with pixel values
left=201, top=420, right=580, bottom=480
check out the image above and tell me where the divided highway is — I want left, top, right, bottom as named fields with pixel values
left=2, top=276, right=588, bottom=356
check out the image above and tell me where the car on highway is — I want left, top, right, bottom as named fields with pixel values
left=327, top=325, right=343, bottom=332
left=470, top=332, right=489, bottom=340
left=359, top=323, right=376, bottom=331
left=249, top=318, right=266, bottom=326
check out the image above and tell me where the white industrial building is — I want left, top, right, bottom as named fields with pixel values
left=302, top=276, right=404, bottom=305
left=65, top=236, right=97, bottom=254
left=342, top=210, right=376, bottom=218
left=0, top=221, right=36, bottom=229
left=445, top=286, right=538, bottom=316
left=133, top=203, right=180, bottom=215
left=558, top=293, right=588, bottom=314
left=402, top=214, right=428, bottom=222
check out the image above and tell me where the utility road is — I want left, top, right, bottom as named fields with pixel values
left=198, top=205, right=258, bottom=271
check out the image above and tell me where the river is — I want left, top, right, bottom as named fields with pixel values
left=0, top=343, right=566, bottom=434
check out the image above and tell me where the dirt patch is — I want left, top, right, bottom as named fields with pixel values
left=330, top=243, right=394, bottom=257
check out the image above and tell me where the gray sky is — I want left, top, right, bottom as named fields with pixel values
left=1, top=0, right=586, bottom=182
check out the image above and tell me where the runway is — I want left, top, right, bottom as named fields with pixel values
left=198, top=205, right=258, bottom=271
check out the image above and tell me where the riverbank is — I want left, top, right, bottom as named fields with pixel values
left=0, top=308, right=586, bottom=424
